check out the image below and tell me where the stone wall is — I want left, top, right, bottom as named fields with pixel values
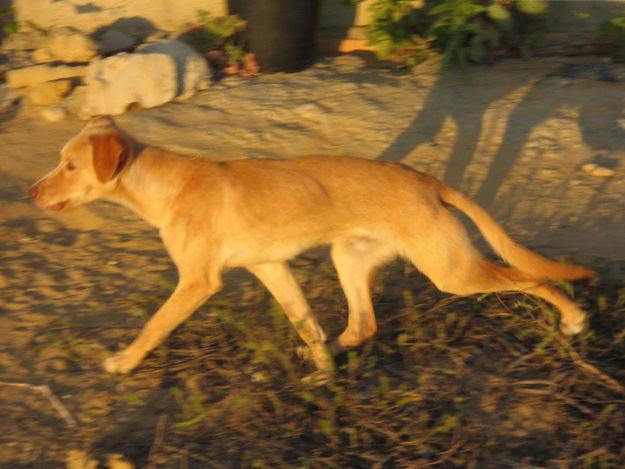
left=8, top=0, right=625, bottom=47
left=12, top=0, right=226, bottom=33
left=10, top=0, right=371, bottom=38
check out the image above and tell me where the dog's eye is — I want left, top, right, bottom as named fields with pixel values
left=66, top=161, right=76, bottom=171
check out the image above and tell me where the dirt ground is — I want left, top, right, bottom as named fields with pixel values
left=1, top=56, right=625, bottom=467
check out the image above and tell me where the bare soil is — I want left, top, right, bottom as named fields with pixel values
left=1, top=57, right=625, bottom=467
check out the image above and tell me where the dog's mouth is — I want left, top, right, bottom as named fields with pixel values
left=37, top=199, right=69, bottom=212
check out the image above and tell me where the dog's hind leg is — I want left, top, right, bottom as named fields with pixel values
left=330, top=238, right=396, bottom=354
left=466, top=261, right=586, bottom=335
left=401, top=211, right=586, bottom=335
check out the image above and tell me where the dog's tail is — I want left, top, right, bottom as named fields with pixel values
left=434, top=180, right=594, bottom=281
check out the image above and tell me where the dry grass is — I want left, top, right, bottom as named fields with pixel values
left=85, top=254, right=625, bottom=468
left=3, top=217, right=625, bottom=467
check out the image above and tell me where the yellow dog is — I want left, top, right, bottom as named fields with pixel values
left=29, top=117, right=593, bottom=383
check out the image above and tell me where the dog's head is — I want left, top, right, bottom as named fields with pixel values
left=28, top=116, right=133, bottom=212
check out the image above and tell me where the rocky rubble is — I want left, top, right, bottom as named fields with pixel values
left=1, top=26, right=211, bottom=120
left=31, top=27, right=99, bottom=64
left=25, top=79, right=73, bottom=105
left=6, top=64, right=86, bottom=88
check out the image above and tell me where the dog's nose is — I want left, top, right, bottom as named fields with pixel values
left=27, top=184, right=39, bottom=200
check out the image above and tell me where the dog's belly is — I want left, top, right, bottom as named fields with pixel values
left=223, top=237, right=318, bottom=267
left=222, top=228, right=392, bottom=268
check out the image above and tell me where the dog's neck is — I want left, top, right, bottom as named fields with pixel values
left=107, top=146, right=191, bottom=228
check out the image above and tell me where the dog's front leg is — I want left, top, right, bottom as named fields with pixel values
left=104, top=276, right=222, bottom=374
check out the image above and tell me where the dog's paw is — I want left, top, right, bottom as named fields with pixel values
left=103, top=351, right=139, bottom=374
left=560, top=315, right=586, bottom=336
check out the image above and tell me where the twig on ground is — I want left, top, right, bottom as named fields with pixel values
left=509, top=293, right=625, bottom=396
left=558, top=337, right=625, bottom=395
left=0, top=380, right=76, bottom=426
left=147, top=414, right=168, bottom=469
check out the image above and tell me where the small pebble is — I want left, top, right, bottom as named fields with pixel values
left=107, top=453, right=136, bottom=469
left=592, top=166, right=616, bottom=177
left=582, top=163, right=615, bottom=177
left=251, top=371, right=268, bottom=383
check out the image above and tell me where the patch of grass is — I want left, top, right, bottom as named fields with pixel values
left=0, top=7, right=18, bottom=36
left=24, top=253, right=621, bottom=467
left=89, top=256, right=625, bottom=468
left=599, top=15, right=625, bottom=62
left=356, top=0, right=550, bottom=68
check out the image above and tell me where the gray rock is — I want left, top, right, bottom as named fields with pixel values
left=98, top=30, right=138, bottom=56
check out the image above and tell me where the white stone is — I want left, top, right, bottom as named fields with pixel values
left=79, top=53, right=177, bottom=119
left=138, top=39, right=210, bottom=99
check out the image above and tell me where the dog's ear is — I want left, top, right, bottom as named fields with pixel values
left=89, top=132, right=129, bottom=183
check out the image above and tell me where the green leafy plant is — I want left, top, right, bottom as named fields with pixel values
left=366, top=0, right=431, bottom=66
left=356, top=0, right=549, bottom=67
left=181, top=11, right=258, bottom=76
left=599, top=15, right=625, bottom=62
left=428, top=0, right=549, bottom=66
left=428, top=0, right=498, bottom=66
left=0, top=6, right=18, bottom=36
left=186, top=10, right=246, bottom=54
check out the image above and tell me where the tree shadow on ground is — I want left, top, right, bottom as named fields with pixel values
left=474, top=63, right=625, bottom=207
left=376, top=62, right=625, bottom=263
left=377, top=63, right=625, bottom=205
left=377, top=69, right=528, bottom=194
